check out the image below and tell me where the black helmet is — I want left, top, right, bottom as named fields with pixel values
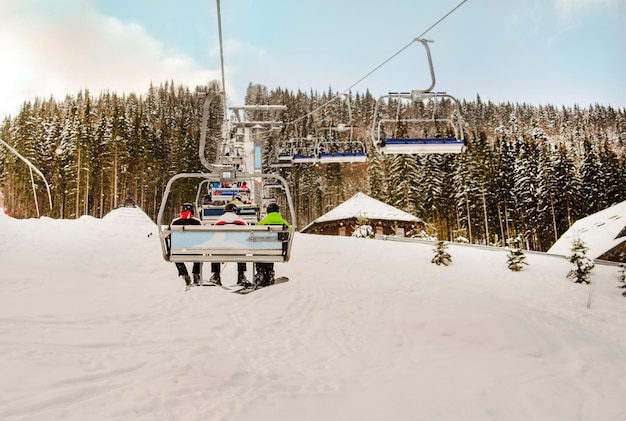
left=181, top=202, right=195, bottom=215
left=224, top=203, right=237, bottom=213
left=267, top=202, right=279, bottom=213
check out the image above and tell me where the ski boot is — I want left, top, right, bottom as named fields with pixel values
left=209, top=273, right=221, bottom=285
left=254, top=269, right=265, bottom=287
left=266, top=270, right=275, bottom=286
left=193, top=273, right=202, bottom=286
left=182, top=274, right=192, bottom=286
left=237, top=272, right=249, bottom=287
left=259, top=270, right=275, bottom=287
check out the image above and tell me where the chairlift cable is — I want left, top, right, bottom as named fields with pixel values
left=216, top=0, right=228, bottom=120
left=283, top=0, right=468, bottom=130
left=414, top=0, right=468, bottom=41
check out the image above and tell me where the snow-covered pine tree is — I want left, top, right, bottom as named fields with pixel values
left=578, top=138, right=603, bottom=214
left=506, top=236, right=528, bottom=271
left=567, top=238, right=594, bottom=284
left=352, top=215, right=374, bottom=239
left=431, top=240, right=452, bottom=266
left=511, top=139, right=540, bottom=246
left=367, top=152, right=387, bottom=203
left=618, top=264, right=626, bottom=297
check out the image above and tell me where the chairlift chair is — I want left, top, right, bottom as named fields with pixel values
left=158, top=171, right=296, bottom=265
left=371, top=39, right=466, bottom=155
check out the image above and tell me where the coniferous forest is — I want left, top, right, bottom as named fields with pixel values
left=1, top=80, right=625, bottom=251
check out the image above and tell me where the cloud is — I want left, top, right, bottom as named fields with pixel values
left=0, top=0, right=217, bottom=118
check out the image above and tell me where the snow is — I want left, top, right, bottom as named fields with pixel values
left=1, top=206, right=626, bottom=421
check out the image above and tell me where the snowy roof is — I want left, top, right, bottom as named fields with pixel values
left=306, top=192, right=422, bottom=227
left=548, top=200, right=626, bottom=260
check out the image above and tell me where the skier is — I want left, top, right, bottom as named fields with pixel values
left=255, top=202, right=291, bottom=287
left=170, top=203, right=203, bottom=287
left=210, top=203, right=249, bottom=286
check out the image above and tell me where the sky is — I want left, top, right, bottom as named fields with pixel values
left=1, top=205, right=626, bottom=420
left=0, top=0, right=625, bottom=120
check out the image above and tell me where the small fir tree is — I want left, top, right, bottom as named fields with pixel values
left=431, top=240, right=452, bottom=266
left=352, top=215, right=374, bottom=239
left=618, top=264, right=626, bottom=297
left=567, top=238, right=595, bottom=284
left=506, top=236, right=528, bottom=272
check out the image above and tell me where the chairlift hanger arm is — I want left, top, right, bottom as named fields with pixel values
left=414, top=38, right=436, bottom=93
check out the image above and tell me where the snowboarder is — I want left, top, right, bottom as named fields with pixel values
left=170, top=203, right=203, bottom=287
left=255, top=202, right=291, bottom=286
left=210, top=203, right=248, bottom=286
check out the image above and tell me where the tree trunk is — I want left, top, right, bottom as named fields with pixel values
left=465, top=188, right=472, bottom=243
left=75, top=147, right=81, bottom=218
left=497, top=204, right=505, bottom=245
left=481, top=184, right=489, bottom=244
left=550, top=190, right=558, bottom=242
left=112, top=149, right=118, bottom=208
left=84, top=168, right=90, bottom=215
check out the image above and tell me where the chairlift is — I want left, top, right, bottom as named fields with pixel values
left=371, top=39, right=466, bottom=155
left=158, top=171, right=296, bottom=266
left=318, top=140, right=368, bottom=163
left=157, top=109, right=296, bottom=263
left=317, top=95, right=368, bottom=163
left=288, top=136, right=319, bottom=164
left=269, top=158, right=293, bottom=168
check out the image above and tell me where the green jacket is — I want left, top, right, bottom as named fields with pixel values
left=259, top=212, right=291, bottom=230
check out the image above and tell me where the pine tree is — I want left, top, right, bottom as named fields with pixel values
left=511, top=139, right=539, bottom=245
left=619, top=264, right=626, bottom=297
left=550, top=143, right=580, bottom=234
left=598, top=139, right=625, bottom=207
left=452, top=151, right=475, bottom=243
left=578, top=137, right=603, bottom=214
left=431, top=240, right=452, bottom=266
left=367, top=151, right=386, bottom=202
left=352, top=215, right=374, bottom=239
left=506, top=236, right=528, bottom=271
left=492, top=133, right=516, bottom=242
left=567, top=238, right=595, bottom=284
left=414, top=154, right=443, bottom=226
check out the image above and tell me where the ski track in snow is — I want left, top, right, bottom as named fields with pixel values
left=1, top=211, right=626, bottom=420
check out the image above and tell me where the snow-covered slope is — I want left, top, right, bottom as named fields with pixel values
left=102, top=205, right=156, bottom=226
left=1, top=207, right=626, bottom=421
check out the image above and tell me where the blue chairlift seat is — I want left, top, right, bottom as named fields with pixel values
left=380, top=137, right=465, bottom=154
left=318, top=152, right=367, bottom=163
left=292, top=153, right=318, bottom=164
left=270, top=160, right=293, bottom=168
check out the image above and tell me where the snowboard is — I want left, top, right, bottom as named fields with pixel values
left=232, top=276, right=289, bottom=295
left=202, top=281, right=231, bottom=290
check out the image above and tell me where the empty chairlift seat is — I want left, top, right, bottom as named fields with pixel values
left=380, top=137, right=465, bottom=154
